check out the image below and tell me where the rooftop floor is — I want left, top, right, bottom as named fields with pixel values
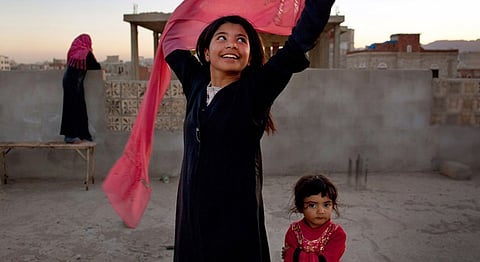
left=1, top=172, right=479, bottom=261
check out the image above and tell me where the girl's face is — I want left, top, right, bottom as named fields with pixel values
left=204, top=22, right=251, bottom=79
left=302, top=193, right=333, bottom=228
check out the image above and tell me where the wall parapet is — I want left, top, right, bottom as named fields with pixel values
left=431, top=78, right=480, bottom=126
left=2, top=70, right=478, bottom=175
left=104, top=80, right=186, bottom=132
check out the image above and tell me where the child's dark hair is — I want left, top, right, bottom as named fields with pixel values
left=290, top=174, right=340, bottom=217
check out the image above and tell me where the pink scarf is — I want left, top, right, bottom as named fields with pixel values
left=103, top=0, right=305, bottom=229
left=67, top=34, right=94, bottom=70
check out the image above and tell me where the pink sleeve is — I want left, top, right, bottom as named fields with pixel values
left=322, top=226, right=347, bottom=262
left=284, top=226, right=298, bottom=262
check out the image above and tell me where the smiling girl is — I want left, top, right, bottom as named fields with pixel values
left=164, top=0, right=335, bottom=261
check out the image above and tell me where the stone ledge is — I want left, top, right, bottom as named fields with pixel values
left=439, top=161, right=472, bottom=180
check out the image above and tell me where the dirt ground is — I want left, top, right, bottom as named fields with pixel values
left=1, top=171, right=479, bottom=262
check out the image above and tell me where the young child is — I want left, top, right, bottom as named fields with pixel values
left=283, top=174, right=347, bottom=262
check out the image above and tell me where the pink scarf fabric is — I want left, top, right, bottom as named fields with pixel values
left=67, top=34, right=94, bottom=70
left=103, top=0, right=305, bottom=229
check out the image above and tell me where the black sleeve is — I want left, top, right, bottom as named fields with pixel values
left=165, top=49, right=205, bottom=99
left=293, top=247, right=301, bottom=262
left=252, top=39, right=310, bottom=110
left=86, top=52, right=101, bottom=70
left=318, top=254, right=327, bottom=262
left=264, top=0, right=336, bottom=75
left=287, top=0, right=336, bottom=53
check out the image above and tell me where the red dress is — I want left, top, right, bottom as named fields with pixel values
left=284, top=219, right=346, bottom=262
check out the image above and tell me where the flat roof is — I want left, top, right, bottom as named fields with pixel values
left=124, top=12, right=344, bottom=34
left=123, top=12, right=171, bottom=32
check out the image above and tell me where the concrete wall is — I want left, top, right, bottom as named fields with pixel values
left=1, top=70, right=478, bottom=183
left=0, top=71, right=114, bottom=182
left=266, top=69, right=433, bottom=173
left=264, top=69, right=479, bottom=174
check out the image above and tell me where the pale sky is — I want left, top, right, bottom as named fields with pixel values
left=1, top=0, right=478, bottom=63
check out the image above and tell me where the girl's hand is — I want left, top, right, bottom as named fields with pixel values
left=288, top=0, right=336, bottom=52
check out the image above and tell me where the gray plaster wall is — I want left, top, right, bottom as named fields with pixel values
left=0, top=70, right=115, bottom=182
left=0, top=70, right=478, bottom=183
left=265, top=69, right=447, bottom=174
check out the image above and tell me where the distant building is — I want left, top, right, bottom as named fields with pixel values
left=0, top=55, right=11, bottom=71
left=124, top=12, right=347, bottom=79
left=101, top=55, right=129, bottom=80
left=49, top=58, right=66, bottom=70
left=346, top=34, right=459, bottom=78
left=457, top=52, right=480, bottom=78
left=329, top=27, right=355, bottom=68
left=100, top=55, right=152, bottom=80
left=12, top=61, right=61, bottom=71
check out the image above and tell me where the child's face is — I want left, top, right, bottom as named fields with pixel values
left=204, top=22, right=251, bottom=79
left=302, top=193, right=333, bottom=228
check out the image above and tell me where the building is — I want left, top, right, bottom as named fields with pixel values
left=331, top=27, right=355, bottom=68
left=101, top=55, right=129, bottom=80
left=101, top=55, right=153, bottom=80
left=457, top=52, right=480, bottom=78
left=346, top=34, right=459, bottom=78
left=49, top=58, right=66, bottom=70
left=123, top=12, right=348, bottom=80
left=0, top=55, right=11, bottom=71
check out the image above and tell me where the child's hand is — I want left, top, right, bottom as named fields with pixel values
left=281, top=246, right=286, bottom=259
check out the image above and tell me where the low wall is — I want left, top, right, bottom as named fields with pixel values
left=0, top=70, right=478, bottom=183
left=264, top=69, right=479, bottom=173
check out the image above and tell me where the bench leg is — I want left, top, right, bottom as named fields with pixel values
left=90, top=146, right=95, bottom=185
left=1, top=150, right=7, bottom=184
left=85, top=148, right=90, bottom=191
left=84, top=146, right=96, bottom=191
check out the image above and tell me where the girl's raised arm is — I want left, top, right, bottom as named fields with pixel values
left=288, top=0, right=336, bottom=53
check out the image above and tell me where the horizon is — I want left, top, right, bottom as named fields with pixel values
left=1, top=0, right=479, bottom=63
left=8, top=38, right=480, bottom=65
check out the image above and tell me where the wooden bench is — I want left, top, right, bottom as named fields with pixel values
left=0, top=141, right=96, bottom=190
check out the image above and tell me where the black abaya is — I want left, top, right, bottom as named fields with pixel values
left=166, top=1, right=334, bottom=260
left=166, top=43, right=309, bottom=262
left=60, top=52, right=100, bottom=140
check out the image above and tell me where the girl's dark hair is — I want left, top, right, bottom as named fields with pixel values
left=290, top=174, right=340, bottom=217
left=195, top=15, right=276, bottom=134
left=196, top=15, right=265, bottom=70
